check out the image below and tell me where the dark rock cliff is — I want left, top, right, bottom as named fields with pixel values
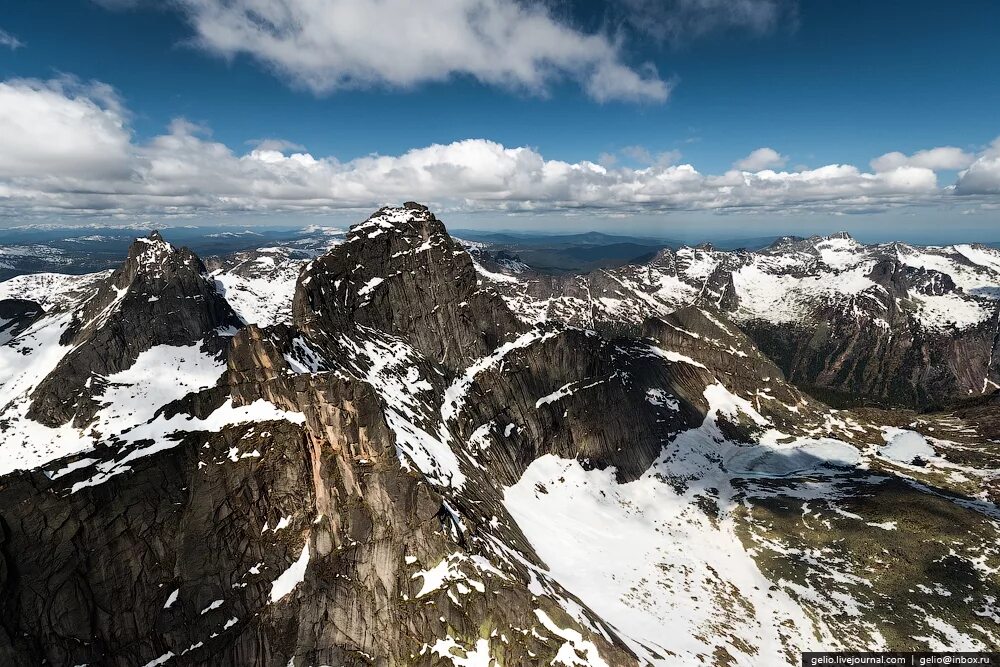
left=0, top=298, right=43, bottom=343
left=742, top=260, right=1000, bottom=408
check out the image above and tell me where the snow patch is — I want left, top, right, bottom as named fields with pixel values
left=879, top=428, right=936, bottom=464
left=535, top=609, right=610, bottom=667
left=163, top=589, right=179, bottom=609
left=270, top=542, right=310, bottom=603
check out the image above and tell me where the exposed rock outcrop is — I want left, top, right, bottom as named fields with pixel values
left=474, top=232, right=1000, bottom=408
left=0, top=298, right=42, bottom=344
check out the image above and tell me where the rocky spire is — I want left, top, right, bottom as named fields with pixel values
left=27, top=232, right=242, bottom=427
left=292, top=203, right=526, bottom=372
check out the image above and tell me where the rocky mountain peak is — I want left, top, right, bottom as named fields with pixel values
left=342, top=202, right=442, bottom=244
left=128, top=229, right=172, bottom=257
left=5, top=205, right=1000, bottom=665
left=767, top=235, right=806, bottom=248
left=292, top=203, right=525, bottom=372
left=645, top=245, right=678, bottom=267
left=116, top=230, right=204, bottom=286
left=26, top=232, right=240, bottom=427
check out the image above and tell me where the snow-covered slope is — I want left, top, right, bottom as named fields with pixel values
left=472, top=234, right=1000, bottom=406
left=0, top=240, right=303, bottom=478
left=204, top=228, right=345, bottom=327
left=210, top=247, right=310, bottom=327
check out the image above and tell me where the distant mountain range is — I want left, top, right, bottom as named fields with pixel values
left=0, top=226, right=343, bottom=281
left=451, top=229, right=675, bottom=273
left=2, top=222, right=998, bottom=281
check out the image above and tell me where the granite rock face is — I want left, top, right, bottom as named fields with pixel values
left=0, top=209, right=645, bottom=666
left=0, top=298, right=42, bottom=344
left=293, top=203, right=525, bottom=372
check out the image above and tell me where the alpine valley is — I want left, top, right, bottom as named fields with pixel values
left=3, top=202, right=1000, bottom=667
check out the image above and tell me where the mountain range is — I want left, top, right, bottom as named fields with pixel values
left=1, top=203, right=999, bottom=666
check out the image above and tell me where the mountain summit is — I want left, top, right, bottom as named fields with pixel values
left=293, top=202, right=524, bottom=370
left=27, top=232, right=241, bottom=427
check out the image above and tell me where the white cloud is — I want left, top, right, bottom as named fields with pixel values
left=174, top=0, right=669, bottom=103
left=0, top=78, right=132, bottom=179
left=871, top=146, right=975, bottom=172
left=0, top=28, right=24, bottom=50
left=0, top=77, right=994, bottom=221
left=955, top=138, right=1000, bottom=195
left=734, top=147, right=787, bottom=171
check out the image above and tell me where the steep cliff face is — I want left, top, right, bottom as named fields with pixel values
left=209, top=203, right=701, bottom=663
left=2, top=206, right=1000, bottom=666
left=213, top=326, right=639, bottom=666
left=27, top=232, right=242, bottom=427
left=293, top=202, right=525, bottom=372
left=734, top=254, right=1000, bottom=407
left=0, top=207, right=645, bottom=666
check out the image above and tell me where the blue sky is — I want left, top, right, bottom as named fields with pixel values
left=1, top=0, right=999, bottom=241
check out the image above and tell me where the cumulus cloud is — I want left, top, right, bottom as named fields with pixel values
left=955, top=138, right=1000, bottom=195
left=172, top=0, right=669, bottom=103
left=734, top=147, right=787, bottom=171
left=871, top=146, right=975, bottom=172
left=0, top=78, right=131, bottom=179
left=0, top=28, right=24, bottom=50
left=0, top=77, right=991, bottom=220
